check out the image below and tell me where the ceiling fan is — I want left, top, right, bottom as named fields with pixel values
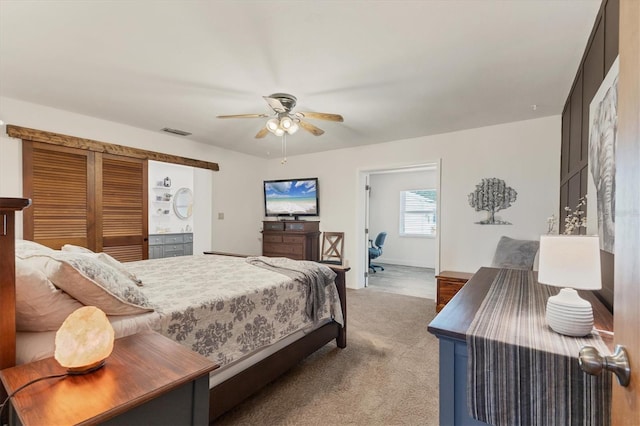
left=217, top=93, right=344, bottom=138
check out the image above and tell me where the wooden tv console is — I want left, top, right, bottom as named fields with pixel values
left=262, top=220, right=320, bottom=261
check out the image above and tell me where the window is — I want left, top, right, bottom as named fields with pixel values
left=400, top=189, right=437, bottom=236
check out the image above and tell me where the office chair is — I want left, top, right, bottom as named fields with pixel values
left=368, top=231, right=387, bottom=273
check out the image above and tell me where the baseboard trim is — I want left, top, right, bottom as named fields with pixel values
left=377, top=258, right=435, bottom=269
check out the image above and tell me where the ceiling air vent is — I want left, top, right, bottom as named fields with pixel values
left=161, top=127, right=192, bottom=136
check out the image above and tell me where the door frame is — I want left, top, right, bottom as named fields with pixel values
left=357, top=160, right=442, bottom=289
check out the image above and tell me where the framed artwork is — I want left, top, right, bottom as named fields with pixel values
left=587, top=56, right=618, bottom=254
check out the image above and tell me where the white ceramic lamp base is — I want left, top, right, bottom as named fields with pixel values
left=545, top=288, right=594, bottom=337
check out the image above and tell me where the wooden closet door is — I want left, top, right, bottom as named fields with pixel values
left=98, top=154, right=148, bottom=261
left=22, top=141, right=96, bottom=249
left=23, top=142, right=148, bottom=261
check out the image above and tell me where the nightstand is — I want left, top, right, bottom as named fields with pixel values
left=0, top=331, right=218, bottom=426
left=436, top=270, right=475, bottom=312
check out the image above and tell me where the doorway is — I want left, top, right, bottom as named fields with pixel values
left=359, top=162, right=441, bottom=298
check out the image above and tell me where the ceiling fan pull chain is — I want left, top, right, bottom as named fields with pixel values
left=281, top=134, right=287, bottom=164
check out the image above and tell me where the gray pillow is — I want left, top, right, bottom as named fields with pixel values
left=491, top=236, right=539, bottom=270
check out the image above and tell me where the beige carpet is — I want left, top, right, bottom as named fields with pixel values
left=214, top=288, right=440, bottom=425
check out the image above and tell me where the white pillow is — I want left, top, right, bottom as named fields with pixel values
left=93, top=252, right=144, bottom=286
left=61, top=244, right=94, bottom=254
left=62, top=245, right=143, bottom=286
left=32, top=252, right=153, bottom=315
left=15, top=239, right=55, bottom=259
left=16, top=258, right=84, bottom=331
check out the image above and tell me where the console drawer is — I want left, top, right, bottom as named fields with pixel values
left=148, top=235, right=164, bottom=246
left=283, top=235, right=305, bottom=244
left=264, top=234, right=283, bottom=243
left=163, top=244, right=185, bottom=257
left=267, top=244, right=303, bottom=256
left=164, top=234, right=185, bottom=244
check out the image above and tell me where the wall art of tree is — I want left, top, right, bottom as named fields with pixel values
left=468, top=178, right=517, bottom=224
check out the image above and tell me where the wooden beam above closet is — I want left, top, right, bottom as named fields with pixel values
left=6, top=125, right=219, bottom=171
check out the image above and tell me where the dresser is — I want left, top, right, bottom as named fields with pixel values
left=435, top=270, right=474, bottom=312
left=149, top=233, right=193, bottom=259
left=428, top=267, right=613, bottom=426
left=262, top=221, right=320, bottom=261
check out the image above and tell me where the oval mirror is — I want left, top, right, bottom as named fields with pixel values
left=173, top=187, right=193, bottom=220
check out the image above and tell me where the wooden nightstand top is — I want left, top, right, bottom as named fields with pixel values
left=436, top=270, right=475, bottom=281
left=0, top=331, right=218, bottom=426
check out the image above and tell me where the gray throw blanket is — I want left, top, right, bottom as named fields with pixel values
left=246, top=256, right=337, bottom=323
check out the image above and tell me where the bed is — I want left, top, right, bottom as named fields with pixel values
left=0, top=198, right=347, bottom=422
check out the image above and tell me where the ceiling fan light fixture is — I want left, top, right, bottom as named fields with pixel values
left=287, top=121, right=299, bottom=134
left=280, top=116, right=293, bottom=129
left=266, top=118, right=279, bottom=132
left=274, top=128, right=285, bottom=136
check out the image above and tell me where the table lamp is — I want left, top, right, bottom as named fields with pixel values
left=537, top=235, right=602, bottom=337
left=54, top=306, right=115, bottom=374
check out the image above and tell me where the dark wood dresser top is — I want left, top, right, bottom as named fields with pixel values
left=427, top=267, right=614, bottom=349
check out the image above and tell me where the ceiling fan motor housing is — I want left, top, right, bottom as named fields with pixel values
left=267, top=93, right=297, bottom=112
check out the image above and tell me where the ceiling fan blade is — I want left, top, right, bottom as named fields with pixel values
left=217, top=113, right=269, bottom=119
left=296, top=112, right=344, bottom=122
left=263, top=96, right=287, bottom=113
left=298, top=120, right=325, bottom=136
left=255, top=127, right=269, bottom=139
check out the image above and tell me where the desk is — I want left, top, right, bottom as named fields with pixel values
left=428, top=267, right=613, bottom=426
left=0, top=331, right=218, bottom=426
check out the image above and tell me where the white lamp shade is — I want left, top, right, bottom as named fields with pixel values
left=538, top=235, right=601, bottom=290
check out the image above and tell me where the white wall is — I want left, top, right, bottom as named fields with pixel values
left=265, top=116, right=560, bottom=288
left=369, top=169, right=437, bottom=268
left=1, top=97, right=560, bottom=288
left=0, top=97, right=267, bottom=256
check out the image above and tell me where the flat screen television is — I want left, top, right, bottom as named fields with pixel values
left=264, top=177, right=319, bottom=219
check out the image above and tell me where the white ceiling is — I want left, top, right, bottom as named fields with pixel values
left=0, top=0, right=601, bottom=159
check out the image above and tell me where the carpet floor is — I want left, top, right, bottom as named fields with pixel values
left=214, top=288, right=440, bottom=425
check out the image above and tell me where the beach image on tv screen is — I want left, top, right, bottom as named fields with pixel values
left=265, top=179, right=317, bottom=215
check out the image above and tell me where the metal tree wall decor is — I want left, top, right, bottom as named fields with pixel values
left=468, top=178, right=517, bottom=224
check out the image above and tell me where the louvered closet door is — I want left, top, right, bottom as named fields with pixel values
left=22, top=142, right=95, bottom=249
left=99, top=155, right=148, bottom=261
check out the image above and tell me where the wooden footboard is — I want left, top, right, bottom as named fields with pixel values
left=208, top=265, right=348, bottom=422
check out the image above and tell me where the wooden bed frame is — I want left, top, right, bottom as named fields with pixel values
left=0, top=198, right=348, bottom=423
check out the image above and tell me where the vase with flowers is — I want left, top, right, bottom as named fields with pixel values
left=562, top=197, right=587, bottom=235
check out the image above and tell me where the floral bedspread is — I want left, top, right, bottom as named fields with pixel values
left=125, top=255, right=343, bottom=368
